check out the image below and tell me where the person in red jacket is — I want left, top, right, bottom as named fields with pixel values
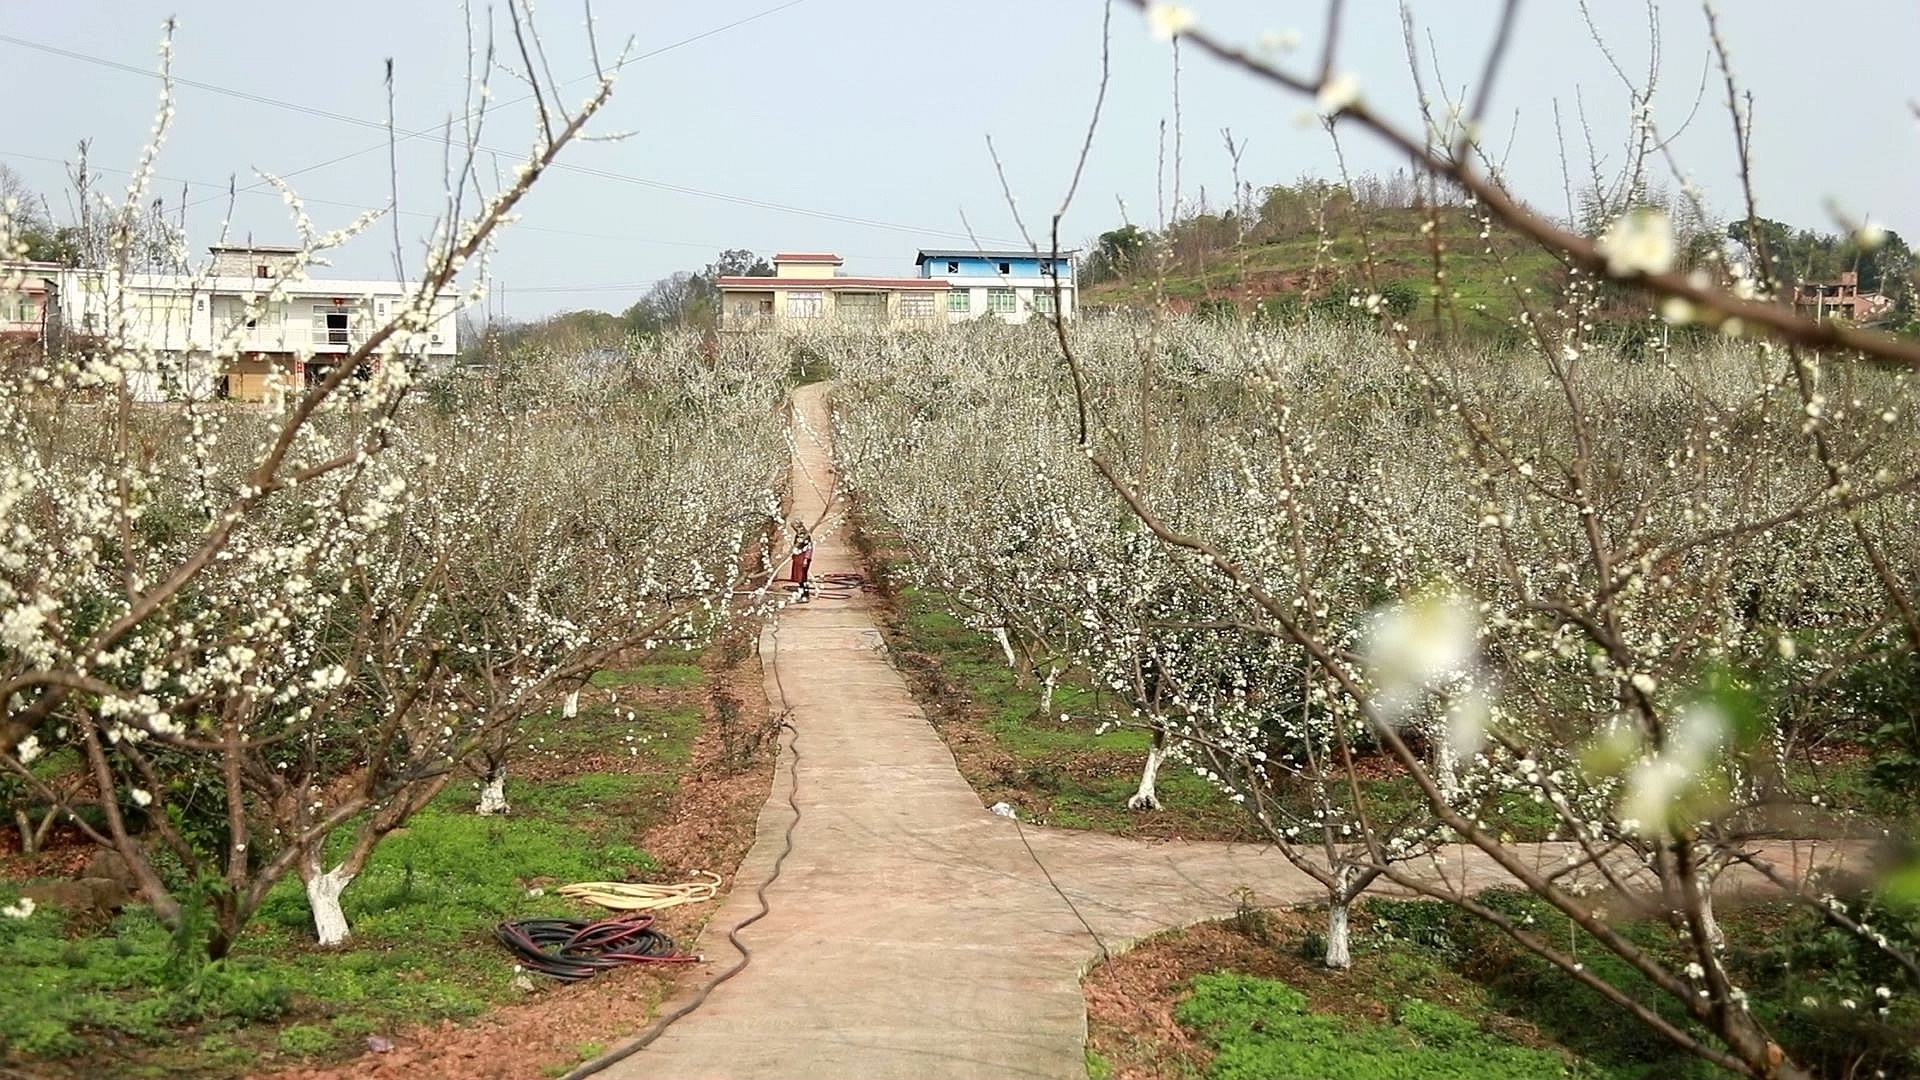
left=788, top=520, right=813, bottom=600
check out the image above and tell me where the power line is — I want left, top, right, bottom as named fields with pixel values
left=0, top=2, right=804, bottom=144
left=0, top=149, right=725, bottom=254
left=0, top=8, right=1024, bottom=247
left=4, top=146, right=906, bottom=301
left=172, top=0, right=814, bottom=210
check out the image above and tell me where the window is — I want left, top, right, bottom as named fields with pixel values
left=786, top=291, right=823, bottom=318
left=1031, top=290, right=1056, bottom=314
left=839, top=293, right=885, bottom=321
left=899, top=291, right=935, bottom=318
left=0, top=293, right=37, bottom=323
left=988, top=288, right=1017, bottom=314
left=945, top=260, right=959, bottom=274
left=313, top=304, right=352, bottom=347
left=255, top=265, right=270, bottom=278
left=947, top=290, right=972, bottom=314
left=997, top=262, right=1011, bottom=275
left=1039, top=260, right=1055, bottom=276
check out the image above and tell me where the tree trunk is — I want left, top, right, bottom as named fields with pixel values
left=1430, top=716, right=1461, bottom=804
left=303, top=852, right=355, bottom=947
left=1325, top=897, right=1352, bottom=969
left=563, top=690, right=580, bottom=719
left=1697, top=880, right=1725, bottom=951
left=991, top=626, right=1017, bottom=669
left=476, top=763, right=510, bottom=816
left=1128, top=736, right=1166, bottom=810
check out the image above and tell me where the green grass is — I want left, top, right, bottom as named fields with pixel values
left=881, top=579, right=1260, bottom=840
left=1358, top=896, right=1714, bottom=1078
left=590, top=658, right=704, bottom=690
left=0, top=649, right=708, bottom=1077
left=0, top=797, right=660, bottom=1068
left=882, top=576, right=1899, bottom=847
left=1177, top=971, right=1590, bottom=1079
left=1132, top=887, right=1920, bottom=1080
left=1083, top=205, right=1577, bottom=337
left=1783, top=751, right=1904, bottom=818
left=1353, top=891, right=1918, bottom=1080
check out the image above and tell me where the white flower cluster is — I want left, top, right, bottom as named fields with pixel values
left=827, top=312, right=1917, bottom=936
left=0, top=311, right=790, bottom=946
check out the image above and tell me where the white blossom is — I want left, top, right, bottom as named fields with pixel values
left=1597, top=208, right=1676, bottom=277
left=1145, top=3, right=1195, bottom=40
left=1317, top=71, right=1361, bottom=115
left=1360, top=590, right=1478, bottom=722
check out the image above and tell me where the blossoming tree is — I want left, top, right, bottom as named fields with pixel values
left=0, top=10, right=788, bottom=955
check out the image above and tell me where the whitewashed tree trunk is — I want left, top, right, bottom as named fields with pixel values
left=476, top=764, right=510, bottom=815
left=1323, top=863, right=1358, bottom=969
left=1040, top=666, right=1059, bottom=715
left=304, top=853, right=355, bottom=947
left=1697, top=872, right=1725, bottom=950
left=563, top=690, right=580, bottom=718
left=991, top=626, right=1017, bottom=669
left=1128, top=736, right=1165, bottom=810
left=1325, top=896, right=1352, bottom=969
left=13, top=809, right=34, bottom=856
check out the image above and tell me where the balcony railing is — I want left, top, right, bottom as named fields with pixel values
left=310, top=326, right=367, bottom=351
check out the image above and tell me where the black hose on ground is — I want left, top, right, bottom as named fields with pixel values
left=555, top=708, right=803, bottom=1079
left=558, top=493, right=821, bottom=1077
left=494, top=911, right=696, bottom=982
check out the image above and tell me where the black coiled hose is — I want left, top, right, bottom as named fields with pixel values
left=494, top=911, right=697, bottom=981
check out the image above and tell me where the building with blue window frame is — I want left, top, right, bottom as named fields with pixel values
left=717, top=248, right=1077, bottom=330
left=914, top=249, right=1075, bottom=324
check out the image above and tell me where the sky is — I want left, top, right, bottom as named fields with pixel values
left=2, top=1, right=1915, bottom=321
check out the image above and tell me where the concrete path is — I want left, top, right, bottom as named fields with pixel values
left=606, top=384, right=1866, bottom=1080
left=605, top=384, right=1323, bottom=1079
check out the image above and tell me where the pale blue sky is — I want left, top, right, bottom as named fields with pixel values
left=3, top=1, right=1915, bottom=319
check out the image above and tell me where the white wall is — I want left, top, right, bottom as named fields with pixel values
left=940, top=275, right=1075, bottom=325
left=56, top=271, right=462, bottom=359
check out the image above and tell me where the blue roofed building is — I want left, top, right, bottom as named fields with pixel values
left=914, top=249, right=1075, bottom=324
left=716, top=247, right=1076, bottom=331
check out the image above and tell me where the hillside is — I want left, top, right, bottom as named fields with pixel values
left=1081, top=196, right=1621, bottom=339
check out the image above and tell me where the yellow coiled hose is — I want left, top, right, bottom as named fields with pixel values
left=557, top=871, right=723, bottom=911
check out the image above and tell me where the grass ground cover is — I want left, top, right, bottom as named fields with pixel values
left=864, top=534, right=1891, bottom=847
left=0, top=649, right=729, bottom=1079
left=1090, top=887, right=1912, bottom=1076
left=1082, top=206, right=1571, bottom=336
left=1087, top=890, right=1919, bottom=1080
left=858, top=522, right=1263, bottom=842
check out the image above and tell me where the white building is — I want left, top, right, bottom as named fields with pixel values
left=912, top=249, right=1076, bottom=325
left=716, top=248, right=1075, bottom=332
left=32, top=244, right=461, bottom=402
